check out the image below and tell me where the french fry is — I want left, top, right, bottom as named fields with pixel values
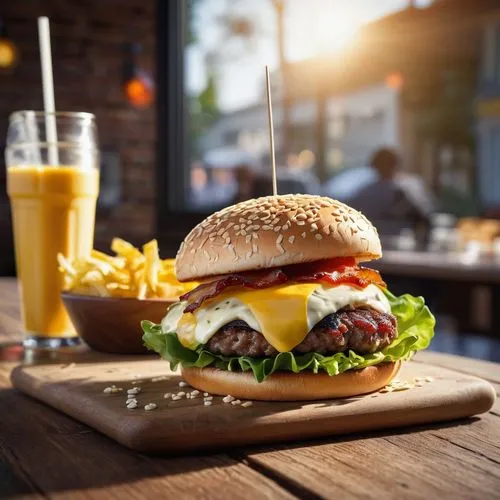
left=143, top=239, right=160, bottom=297
left=58, top=239, right=198, bottom=300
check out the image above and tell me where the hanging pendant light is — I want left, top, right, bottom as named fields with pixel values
left=122, top=42, right=154, bottom=109
left=0, top=18, right=18, bottom=70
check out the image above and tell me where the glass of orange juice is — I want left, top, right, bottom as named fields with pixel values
left=6, top=111, right=99, bottom=348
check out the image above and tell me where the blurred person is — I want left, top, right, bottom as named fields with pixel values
left=349, top=147, right=436, bottom=246
left=232, top=163, right=255, bottom=203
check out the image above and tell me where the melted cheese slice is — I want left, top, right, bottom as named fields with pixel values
left=162, top=283, right=390, bottom=353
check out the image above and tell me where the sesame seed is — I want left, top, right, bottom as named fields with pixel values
left=186, top=393, right=191, bottom=399
left=126, top=401, right=138, bottom=409
left=231, top=399, right=242, bottom=406
left=311, top=223, right=318, bottom=231
left=204, top=396, right=213, bottom=401
left=262, top=225, right=271, bottom=230
left=127, top=387, right=141, bottom=395
left=296, top=221, right=305, bottom=225
left=191, top=390, right=200, bottom=397
left=315, top=234, right=323, bottom=240
left=241, top=230, right=247, bottom=236
left=425, top=376, right=434, bottom=382
left=245, top=235, right=252, bottom=244
left=301, top=232, right=307, bottom=238
left=204, top=401, right=212, bottom=406
left=288, top=236, right=295, bottom=244
left=177, top=391, right=186, bottom=397
left=103, top=387, right=113, bottom=393
left=171, top=395, right=182, bottom=401
left=131, top=380, right=143, bottom=385
left=178, top=381, right=188, bottom=387
left=274, top=226, right=281, bottom=232
left=144, top=403, right=157, bottom=411
left=163, top=392, right=172, bottom=399
left=241, top=401, right=253, bottom=408
left=223, top=395, right=235, bottom=403
left=204, top=392, right=209, bottom=397
left=151, top=375, right=168, bottom=382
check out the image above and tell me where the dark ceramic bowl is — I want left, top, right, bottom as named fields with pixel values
left=61, top=293, right=174, bottom=354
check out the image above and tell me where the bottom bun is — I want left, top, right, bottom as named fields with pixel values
left=181, top=361, right=401, bottom=401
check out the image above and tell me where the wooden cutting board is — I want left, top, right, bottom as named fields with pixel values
left=11, top=352, right=495, bottom=454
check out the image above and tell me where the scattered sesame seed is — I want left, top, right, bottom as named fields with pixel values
left=301, top=232, right=307, bottom=238
left=204, top=392, right=209, bottom=397
left=177, top=391, right=186, bottom=397
left=144, top=403, right=157, bottom=411
left=126, top=401, right=138, bottom=409
left=296, top=221, right=305, bottom=225
left=204, top=401, right=212, bottom=406
left=241, top=401, right=253, bottom=408
left=163, top=392, right=172, bottom=399
left=131, top=380, right=143, bottom=385
left=103, top=387, right=113, bottom=393
left=151, top=375, right=168, bottom=382
left=127, top=387, right=141, bottom=395
left=191, top=390, right=200, bottom=397
left=311, top=223, right=318, bottom=231
left=231, top=399, right=242, bottom=406
left=223, top=395, right=235, bottom=403
left=204, top=396, right=213, bottom=401
left=186, top=393, right=191, bottom=399
left=288, top=236, right=295, bottom=244
left=171, top=395, right=182, bottom=401
left=315, top=234, right=323, bottom=240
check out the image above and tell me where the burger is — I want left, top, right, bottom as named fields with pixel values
left=142, top=194, right=434, bottom=400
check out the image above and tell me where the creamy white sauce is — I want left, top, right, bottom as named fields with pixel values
left=306, top=284, right=390, bottom=330
left=161, top=284, right=390, bottom=347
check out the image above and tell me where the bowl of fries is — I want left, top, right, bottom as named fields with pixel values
left=58, top=238, right=197, bottom=354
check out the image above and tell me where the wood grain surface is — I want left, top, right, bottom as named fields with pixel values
left=1, top=277, right=500, bottom=499
left=10, top=354, right=496, bottom=454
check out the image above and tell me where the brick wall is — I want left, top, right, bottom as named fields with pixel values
left=0, top=0, right=156, bottom=273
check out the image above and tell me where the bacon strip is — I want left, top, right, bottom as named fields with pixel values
left=181, top=258, right=385, bottom=313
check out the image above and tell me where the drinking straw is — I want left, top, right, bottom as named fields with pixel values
left=38, top=17, right=59, bottom=165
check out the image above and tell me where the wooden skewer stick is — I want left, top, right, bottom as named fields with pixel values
left=265, top=65, right=278, bottom=196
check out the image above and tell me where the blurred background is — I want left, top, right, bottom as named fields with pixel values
left=1, top=0, right=500, bottom=360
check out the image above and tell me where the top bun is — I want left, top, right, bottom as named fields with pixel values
left=176, top=194, right=381, bottom=282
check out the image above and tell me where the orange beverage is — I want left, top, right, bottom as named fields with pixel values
left=5, top=111, right=99, bottom=347
left=7, top=166, right=99, bottom=337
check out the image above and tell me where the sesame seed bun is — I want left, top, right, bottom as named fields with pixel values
left=181, top=362, right=401, bottom=401
left=176, top=194, right=381, bottom=282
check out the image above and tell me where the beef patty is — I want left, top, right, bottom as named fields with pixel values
left=205, top=308, right=397, bottom=357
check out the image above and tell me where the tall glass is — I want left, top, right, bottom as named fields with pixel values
left=6, top=111, right=99, bottom=348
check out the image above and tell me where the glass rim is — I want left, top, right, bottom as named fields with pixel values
left=9, top=110, right=95, bottom=121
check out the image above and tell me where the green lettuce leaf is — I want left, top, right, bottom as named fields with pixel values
left=141, top=288, right=435, bottom=383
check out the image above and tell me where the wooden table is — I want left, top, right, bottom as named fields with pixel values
left=1, top=278, right=499, bottom=499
